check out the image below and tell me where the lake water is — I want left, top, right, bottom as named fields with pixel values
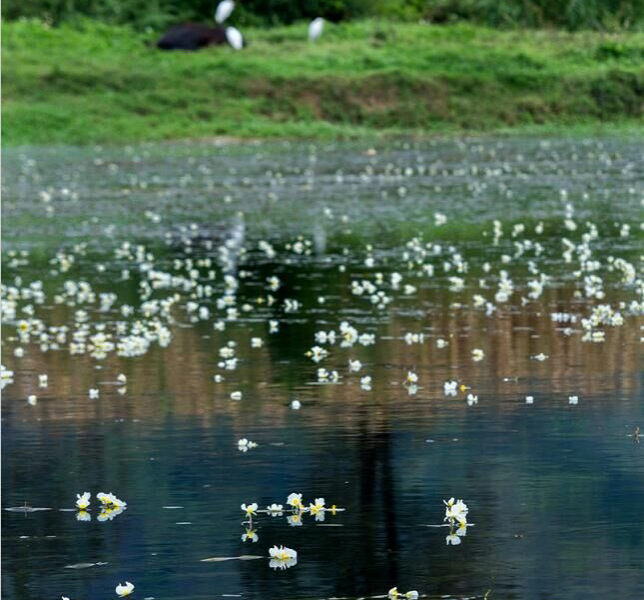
left=2, top=137, right=643, bottom=600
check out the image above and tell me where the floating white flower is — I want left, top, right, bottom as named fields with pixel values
left=76, top=492, right=91, bottom=510
left=38, top=374, right=48, bottom=387
left=0, top=365, right=14, bottom=390
left=405, top=371, right=418, bottom=385
left=389, top=587, right=419, bottom=599
left=287, top=493, right=304, bottom=510
left=306, top=346, right=328, bottom=362
left=568, top=395, right=579, bottom=405
left=360, top=376, right=372, bottom=390
left=526, top=395, right=534, bottom=404
left=89, top=388, right=99, bottom=399
left=466, top=393, right=478, bottom=406
left=96, top=492, right=127, bottom=508
left=348, top=359, right=362, bottom=372
left=443, top=380, right=458, bottom=396
left=471, top=348, right=485, bottom=361
left=308, top=497, right=325, bottom=515
left=230, top=391, right=242, bottom=401
left=267, top=503, right=283, bottom=516
left=115, top=581, right=134, bottom=597
left=268, top=545, right=297, bottom=570
left=241, top=503, right=258, bottom=516
left=290, top=400, right=301, bottom=410
left=237, top=439, right=258, bottom=452
left=444, top=497, right=468, bottom=526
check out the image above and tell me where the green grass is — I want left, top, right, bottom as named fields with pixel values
left=3, top=18, right=644, bottom=145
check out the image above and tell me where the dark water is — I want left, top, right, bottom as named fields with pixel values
left=2, top=138, right=643, bottom=600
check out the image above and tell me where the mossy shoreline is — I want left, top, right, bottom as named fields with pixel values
left=3, top=19, right=643, bottom=145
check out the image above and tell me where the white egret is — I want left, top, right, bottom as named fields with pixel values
left=308, top=17, right=324, bottom=41
left=215, top=0, right=235, bottom=24
left=226, top=26, right=244, bottom=50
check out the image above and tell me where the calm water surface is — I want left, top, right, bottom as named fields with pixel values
left=2, top=138, right=643, bottom=600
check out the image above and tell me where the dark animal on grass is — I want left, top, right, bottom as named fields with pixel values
left=157, top=23, right=233, bottom=51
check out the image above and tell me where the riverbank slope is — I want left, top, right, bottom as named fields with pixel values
left=3, top=19, right=643, bottom=145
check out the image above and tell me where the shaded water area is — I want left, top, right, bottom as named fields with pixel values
left=2, top=138, right=643, bottom=600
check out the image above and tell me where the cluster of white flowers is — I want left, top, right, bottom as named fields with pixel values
left=444, top=497, right=470, bottom=545
left=237, top=438, right=258, bottom=452
left=72, top=491, right=128, bottom=522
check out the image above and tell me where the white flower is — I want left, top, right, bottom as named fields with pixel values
left=241, top=527, right=258, bottom=542
left=230, top=391, right=242, bottom=401
left=269, top=545, right=297, bottom=569
left=308, top=497, right=325, bottom=515
left=388, top=587, right=400, bottom=599
left=290, top=400, right=301, bottom=410
left=405, top=371, right=418, bottom=385
left=89, top=388, right=99, bottom=399
left=471, top=348, right=485, bottom=361
left=251, top=337, right=263, bottom=348
left=568, top=395, right=579, bottom=405
left=38, top=374, right=48, bottom=387
left=238, top=438, right=257, bottom=451
left=360, top=376, right=372, bottom=390
left=76, top=492, right=91, bottom=510
left=115, top=582, right=134, bottom=597
left=76, top=510, right=91, bottom=522
left=436, top=338, right=448, bottom=348
left=267, top=503, right=283, bottom=516
left=27, top=395, right=37, bottom=405
left=307, top=346, right=329, bottom=362
left=96, top=492, right=127, bottom=508
left=525, top=395, right=534, bottom=404
left=443, top=380, right=458, bottom=396
left=348, top=359, right=362, bottom=372
left=533, top=353, right=548, bottom=361
left=466, top=393, right=478, bottom=406
left=241, top=503, right=258, bottom=516
left=287, top=492, right=303, bottom=509
left=405, top=592, right=419, bottom=600
left=1, top=365, right=14, bottom=389
left=444, top=498, right=468, bottom=524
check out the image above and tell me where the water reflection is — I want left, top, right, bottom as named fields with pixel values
left=2, top=138, right=643, bottom=600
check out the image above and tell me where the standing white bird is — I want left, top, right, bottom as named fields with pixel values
left=308, top=17, right=324, bottom=41
left=226, top=26, right=244, bottom=50
left=215, top=0, right=235, bottom=24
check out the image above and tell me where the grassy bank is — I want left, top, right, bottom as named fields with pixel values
left=3, top=19, right=643, bottom=145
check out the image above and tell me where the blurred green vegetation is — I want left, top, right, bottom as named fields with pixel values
left=2, top=0, right=643, bottom=31
left=3, top=19, right=643, bottom=145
